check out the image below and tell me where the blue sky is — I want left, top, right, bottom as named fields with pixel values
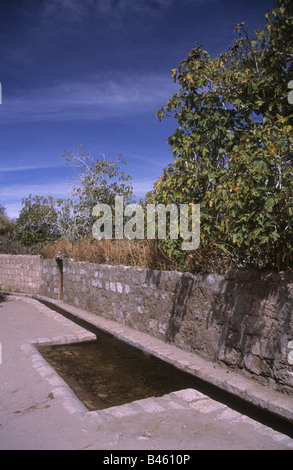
left=0, top=0, right=276, bottom=218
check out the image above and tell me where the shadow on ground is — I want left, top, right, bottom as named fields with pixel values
left=0, top=292, right=7, bottom=306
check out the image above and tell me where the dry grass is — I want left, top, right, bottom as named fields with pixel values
left=40, top=236, right=234, bottom=273
left=40, top=237, right=182, bottom=271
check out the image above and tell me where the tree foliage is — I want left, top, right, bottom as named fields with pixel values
left=0, top=204, right=6, bottom=216
left=147, top=0, right=293, bottom=271
left=0, top=204, right=13, bottom=238
left=59, top=146, right=133, bottom=241
left=13, top=147, right=134, bottom=245
left=13, top=195, right=60, bottom=246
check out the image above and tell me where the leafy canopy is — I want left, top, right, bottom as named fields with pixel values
left=147, top=0, right=293, bottom=271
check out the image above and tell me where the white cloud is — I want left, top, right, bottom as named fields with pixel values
left=28, top=0, right=216, bottom=24
left=40, top=0, right=192, bottom=19
left=0, top=164, right=62, bottom=173
left=41, top=0, right=96, bottom=20
left=0, top=182, right=73, bottom=219
left=0, top=74, right=178, bottom=123
left=0, top=182, right=71, bottom=198
left=1, top=178, right=156, bottom=218
left=132, top=177, right=156, bottom=198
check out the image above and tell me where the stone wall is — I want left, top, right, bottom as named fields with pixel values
left=1, top=254, right=292, bottom=394
left=39, top=257, right=293, bottom=395
left=0, top=254, right=43, bottom=294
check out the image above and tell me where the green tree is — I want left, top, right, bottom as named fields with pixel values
left=12, top=147, right=134, bottom=245
left=148, top=0, right=293, bottom=271
left=60, top=146, right=134, bottom=241
left=13, top=195, right=60, bottom=246
left=0, top=204, right=13, bottom=238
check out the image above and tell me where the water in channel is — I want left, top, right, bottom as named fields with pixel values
left=39, top=329, right=208, bottom=411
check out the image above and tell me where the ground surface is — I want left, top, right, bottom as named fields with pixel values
left=0, top=295, right=292, bottom=451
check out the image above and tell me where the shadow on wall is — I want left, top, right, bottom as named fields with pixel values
left=165, top=274, right=195, bottom=343
left=206, top=269, right=293, bottom=378
left=145, top=268, right=196, bottom=343
left=144, top=266, right=293, bottom=389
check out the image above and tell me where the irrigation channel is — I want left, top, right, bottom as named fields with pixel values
left=36, top=299, right=293, bottom=438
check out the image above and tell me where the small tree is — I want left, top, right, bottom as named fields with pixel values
left=13, top=195, right=60, bottom=246
left=0, top=204, right=13, bottom=238
left=59, top=146, right=134, bottom=241
left=12, top=147, right=134, bottom=245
